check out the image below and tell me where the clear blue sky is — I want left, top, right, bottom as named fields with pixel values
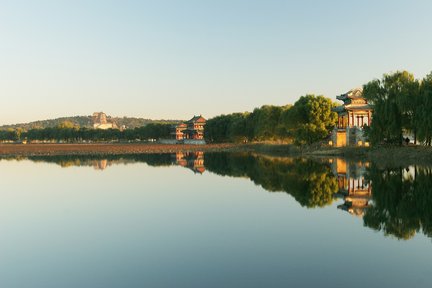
left=1, top=0, right=431, bottom=124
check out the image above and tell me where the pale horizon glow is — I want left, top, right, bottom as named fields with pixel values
left=1, top=0, right=432, bottom=125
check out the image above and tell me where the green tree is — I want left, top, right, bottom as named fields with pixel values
left=417, top=72, right=432, bottom=145
left=364, top=71, right=419, bottom=145
left=285, top=95, right=337, bottom=145
left=252, top=105, right=286, bottom=141
left=363, top=165, right=432, bottom=240
left=57, top=120, right=79, bottom=130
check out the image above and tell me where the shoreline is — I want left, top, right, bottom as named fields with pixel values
left=1, top=143, right=432, bottom=166
left=298, top=145, right=432, bottom=167
left=0, top=143, right=243, bottom=156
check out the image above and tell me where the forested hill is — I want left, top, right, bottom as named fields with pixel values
left=0, top=115, right=180, bottom=130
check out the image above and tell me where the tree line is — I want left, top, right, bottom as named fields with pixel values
left=364, top=70, right=432, bottom=145
left=3, top=69, right=432, bottom=146
left=204, top=95, right=337, bottom=145
left=0, top=115, right=179, bottom=131
left=206, top=70, right=432, bottom=146
left=0, top=122, right=172, bottom=143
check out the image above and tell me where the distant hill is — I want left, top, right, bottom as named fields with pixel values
left=0, top=115, right=181, bottom=131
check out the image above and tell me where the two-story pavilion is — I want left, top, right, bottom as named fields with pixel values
left=173, top=123, right=188, bottom=140
left=172, top=115, right=206, bottom=141
left=331, top=88, right=373, bottom=147
left=181, top=115, right=206, bottom=140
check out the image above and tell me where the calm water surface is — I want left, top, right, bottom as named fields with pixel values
left=0, top=152, right=431, bottom=288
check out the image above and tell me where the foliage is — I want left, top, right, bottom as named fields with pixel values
left=364, top=165, right=432, bottom=240
left=285, top=95, right=337, bottom=145
left=205, top=106, right=292, bottom=143
left=0, top=124, right=173, bottom=143
left=0, top=115, right=179, bottom=131
left=205, top=153, right=338, bottom=208
left=417, top=73, right=432, bottom=145
left=363, top=71, right=421, bottom=145
left=0, top=129, right=20, bottom=142
left=205, top=95, right=336, bottom=145
left=251, top=105, right=289, bottom=141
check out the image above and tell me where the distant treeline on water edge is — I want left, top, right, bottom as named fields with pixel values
left=1, top=70, right=432, bottom=146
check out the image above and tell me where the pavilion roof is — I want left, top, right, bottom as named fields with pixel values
left=187, top=115, right=206, bottom=123
left=332, top=104, right=373, bottom=113
left=336, top=87, right=364, bottom=102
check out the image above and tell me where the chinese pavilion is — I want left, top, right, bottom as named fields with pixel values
left=172, top=115, right=206, bottom=141
left=331, top=88, right=373, bottom=147
left=173, top=123, right=188, bottom=140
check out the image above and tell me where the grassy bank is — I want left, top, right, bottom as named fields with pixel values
left=0, top=143, right=239, bottom=156
left=249, top=143, right=432, bottom=166
left=1, top=143, right=431, bottom=167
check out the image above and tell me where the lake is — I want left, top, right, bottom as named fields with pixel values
left=0, top=152, right=431, bottom=288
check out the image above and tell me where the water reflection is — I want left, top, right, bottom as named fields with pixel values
left=363, top=164, right=432, bottom=240
left=331, top=159, right=372, bottom=216
left=0, top=152, right=206, bottom=173
left=2, top=151, right=432, bottom=240
left=174, top=151, right=205, bottom=174
left=205, top=153, right=432, bottom=240
left=204, top=153, right=338, bottom=208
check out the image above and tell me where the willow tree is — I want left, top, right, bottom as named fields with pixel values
left=363, top=71, right=419, bottom=145
left=417, top=73, right=432, bottom=145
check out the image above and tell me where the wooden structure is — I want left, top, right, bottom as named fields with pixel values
left=173, top=123, right=188, bottom=140
left=183, top=115, right=206, bottom=140
left=172, top=115, right=206, bottom=141
left=331, top=88, right=373, bottom=147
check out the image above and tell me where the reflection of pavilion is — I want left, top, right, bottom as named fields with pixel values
left=92, top=159, right=109, bottom=170
left=331, top=159, right=372, bottom=217
left=174, top=151, right=205, bottom=174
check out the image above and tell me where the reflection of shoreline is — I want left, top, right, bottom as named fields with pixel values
left=3, top=152, right=432, bottom=240
left=0, top=152, right=206, bottom=173
left=330, top=157, right=432, bottom=240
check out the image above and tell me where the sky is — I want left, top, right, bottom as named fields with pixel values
left=1, top=0, right=432, bottom=124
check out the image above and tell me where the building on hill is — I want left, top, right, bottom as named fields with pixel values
left=171, top=115, right=206, bottom=144
left=330, top=88, right=373, bottom=147
left=92, top=112, right=118, bottom=130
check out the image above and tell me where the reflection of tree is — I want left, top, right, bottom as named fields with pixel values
left=8, top=154, right=175, bottom=169
left=3, top=153, right=203, bottom=173
left=205, top=153, right=338, bottom=208
left=364, top=165, right=432, bottom=240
